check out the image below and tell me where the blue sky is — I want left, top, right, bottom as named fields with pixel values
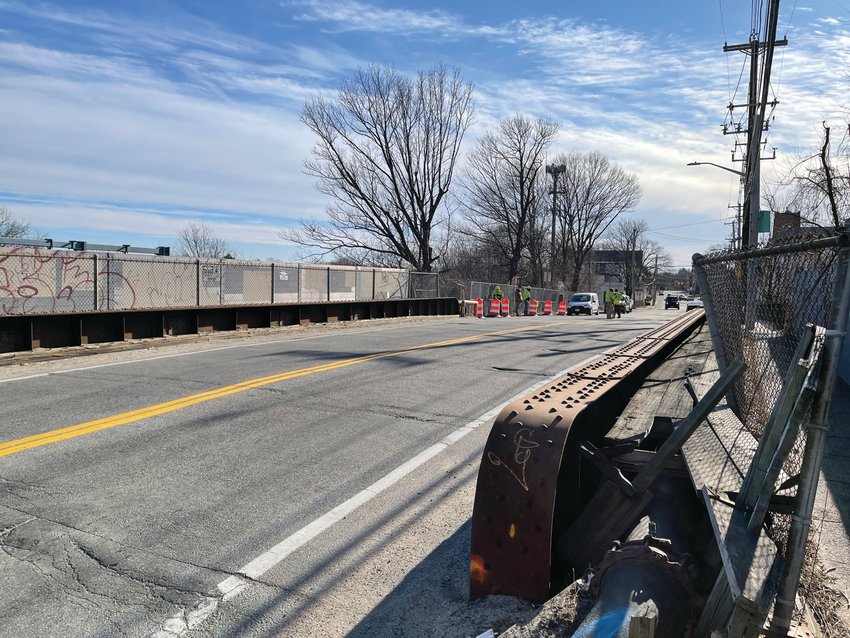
left=0, top=1, right=847, bottom=268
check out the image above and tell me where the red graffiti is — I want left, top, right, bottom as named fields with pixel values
left=0, top=247, right=138, bottom=315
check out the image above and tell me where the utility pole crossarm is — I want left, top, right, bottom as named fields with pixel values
left=723, top=38, right=787, bottom=53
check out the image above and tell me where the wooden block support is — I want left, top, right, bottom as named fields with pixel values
left=629, top=605, right=658, bottom=638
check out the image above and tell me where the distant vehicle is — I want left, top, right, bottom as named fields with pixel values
left=568, top=292, right=599, bottom=315
left=665, top=294, right=681, bottom=310
left=686, top=298, right=704, bottom=311
left=623, top=295, right=634, bottom=313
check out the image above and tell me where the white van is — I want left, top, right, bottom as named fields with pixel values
left=567, top=292, right=599, bottom=315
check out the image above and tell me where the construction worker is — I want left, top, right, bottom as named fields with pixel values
left=514, top=286, right=523, bottom=316
left=613, top=288, right=623, bottom=318
left=492, top=285, right=503, bottom=300
left=521, top=286, right=531, bottom=316
left=605, top=288, right=614, bottom=319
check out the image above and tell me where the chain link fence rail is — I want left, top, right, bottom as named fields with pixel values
left=0, top=248, right=452, bottom=316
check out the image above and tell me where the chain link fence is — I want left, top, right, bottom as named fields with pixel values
left=694, top=229, right=850, bottom=632
left=0, top=248, right=455, bottom=316
left=468, top=281, right=571, bottom=313
left=694, top=232, right=843, bottom=479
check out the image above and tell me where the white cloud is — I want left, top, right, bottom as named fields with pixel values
left=1, top=0, right=847, bottom=263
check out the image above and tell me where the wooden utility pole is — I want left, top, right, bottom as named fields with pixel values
left=724, top=0, right=786, bottom=247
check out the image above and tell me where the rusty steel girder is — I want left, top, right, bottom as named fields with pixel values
left=470, top=311, right=704, bottom=603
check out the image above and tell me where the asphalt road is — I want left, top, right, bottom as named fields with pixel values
left=0, top=307, right=677, bottom=637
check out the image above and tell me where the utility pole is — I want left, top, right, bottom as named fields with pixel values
left=652, top=254, right=659, bottom=305
left=723, top=0, right=785, bottom=330
left=723, top=0, right=786, bottom=248
left=726, top=202, right=742, bottom=249
left=630, top=227, right=638, bottom=298
left=546, top=163, right=566, bottom=287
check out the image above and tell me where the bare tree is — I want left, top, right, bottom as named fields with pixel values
left=176, top=222, right=231, bottom=258
left=555, top=152, right=642, bottom=290
left=599, top=218, right=671, bottom=295
left=766, top=119, right=849, bottom=228
left=461, top=115, right=558, bottom=281
left=285, top=64, right=474, bottom=271
left=0, top=206, right=30, bottom=239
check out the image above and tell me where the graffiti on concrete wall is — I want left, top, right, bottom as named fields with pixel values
left=0, top=248, right=136, bottom=315
left=2, top=247, right=418, bottom=316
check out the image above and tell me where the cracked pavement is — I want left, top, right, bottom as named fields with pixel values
left=0, top=311, right=672, bottom=636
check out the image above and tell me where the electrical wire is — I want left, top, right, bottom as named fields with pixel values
left=648, top=231, right=722, bottom=243
left=650, top=219, right=727, bottom=231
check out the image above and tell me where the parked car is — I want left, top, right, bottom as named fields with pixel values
left=665, top=294, right=681, bottom=310
left=686, top=298, right=704, bottom=311
left=567, top=292, right=599, bottom=315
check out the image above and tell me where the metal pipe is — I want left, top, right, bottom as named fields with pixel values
left=694, top=232, right=849, bottom=266
left=770, top=239, right=850, bottom=633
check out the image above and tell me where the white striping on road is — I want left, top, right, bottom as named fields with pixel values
left=146, top=347, right=611, bottom=637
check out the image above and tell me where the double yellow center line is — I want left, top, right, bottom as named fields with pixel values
left=0, top=324, right=543, bottom=458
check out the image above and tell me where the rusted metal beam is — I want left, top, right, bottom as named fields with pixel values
left=469, top=310, right=704, bottom=602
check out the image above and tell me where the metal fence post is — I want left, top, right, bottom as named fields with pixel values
left=219, top=260, right=223, bottom=305
left=196, top=259, right=201, bottom=306
left=372, top=268, right=376, bottom=300
left=692, top=255, right=731, bottom=371
left=297, top=265, right=302, bottom=303
left=771, top=237, right=850, bottom=633
left=270, top=263, right=275, bottom=304
left=327, top=266, right=331, bottom=302
left=92, top=254, right=98, bottom=311
left=105, top=253, right=111, bottom=311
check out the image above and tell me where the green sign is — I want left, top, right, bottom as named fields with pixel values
left=758, top=210, right=771, bottom=234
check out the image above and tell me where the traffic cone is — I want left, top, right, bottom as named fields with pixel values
left=488, top=298, right=501, bottom=317
left=557, top=300, right=567, bottom=315
left=500, top=298, right=510, bottom=317
left=476, top=298, right=484, bottom=319
left=542, top=300, right=553, bottom=315
left=528, top=300, right=538, bottom=316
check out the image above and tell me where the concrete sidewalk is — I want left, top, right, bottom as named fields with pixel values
left=819, top=378, right=850, bottom=626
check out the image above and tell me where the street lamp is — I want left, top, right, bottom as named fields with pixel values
left=688, top=161, right=746, bottom=251
left=546, top=163, right=566, bottom=287
left=686, top=161, right=743, bottom=178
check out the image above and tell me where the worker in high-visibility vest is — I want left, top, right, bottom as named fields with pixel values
left=521, top=286, right=531, bottom=316
left=492, top=285, right=504, bottom=300
left=604, top=288, right=615, bottom=319
left=613, top=288, right=624, bottom=319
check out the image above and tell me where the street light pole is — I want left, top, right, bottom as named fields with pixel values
left=687, top=162, right=745, bottom=250
left=686, top=161, right=744, bottom=178
left=546, top=163, right=566, bottom=288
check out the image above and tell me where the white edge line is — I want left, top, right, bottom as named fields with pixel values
left=237, top=350, right=606, bottom=583
left=148, top=321, right=663, bottom=637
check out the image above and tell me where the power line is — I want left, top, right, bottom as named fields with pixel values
left=648, top=231, right=721, bottom=242
left=650, top=219, right=726, bottom=231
